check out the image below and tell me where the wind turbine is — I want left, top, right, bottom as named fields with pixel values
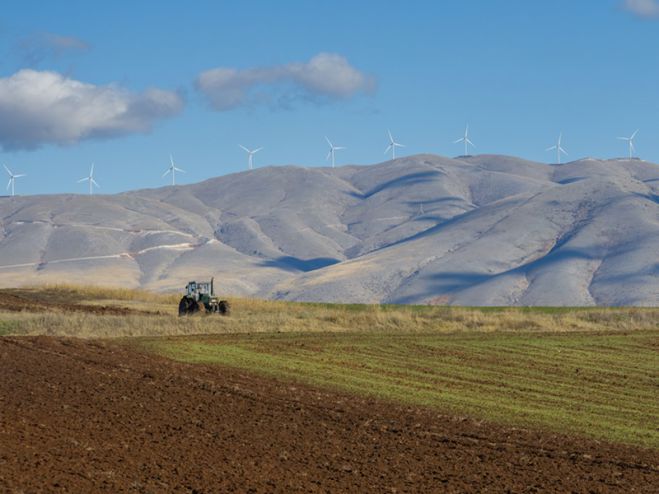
left=617, top=130, right=639, bottom=159
left=163, top=154, right=185, bottom=185
left=384, top=130, right=405, bottom=160
left=239, top=145, right=263, bottom=170
left=3, top=164, right=26, bottom=197
left=454, top=124, right=475, bottom=156
left=77, top=163, right=99, bottom=195
left=325, top=137, right=346, bottom=168
left=546, top=132, right=568, bottom=164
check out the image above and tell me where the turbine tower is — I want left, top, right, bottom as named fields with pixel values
left=546, top=132, right=568, bottom=164
left=77, top=163, right=99, bottom=195
left=617, top=130, right=639, bottom=159
left=325, top=137, right=346, bottom=168
left=384, top=130, right=405, bottom=160
left=454, top=124, right=475, bottom=156
left=239, top=145, right=263, bottom=170
left=163, top=154, right=185, bottom=185
left=3, top=164, right=26, bottom=197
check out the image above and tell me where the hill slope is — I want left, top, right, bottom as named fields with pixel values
left=0, top=154, right=657, bottom=306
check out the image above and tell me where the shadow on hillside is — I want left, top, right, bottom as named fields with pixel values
left=392, top=248, right=599, bottom=304
left=405, top=197, right=466, bottom=207
left=634, top=192, right=659, bottom=204
left=350, top=170, right=445, bottom=199
left=557, top=177, right=587, bottom=185
left=260, top=256, right=340, bottom=273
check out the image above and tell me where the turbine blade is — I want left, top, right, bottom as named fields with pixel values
left=453, top=138, right=464, bottom=144
left=239, top=145, right=249, bottom=153
left=631, top=129, right=639, bottom=139
left=253, top=147, right=263, bottom=153
left=326, top=150, right=332, bottom=161
left=617, top=137, right=628, bottom=141
left=395, top=143, right=405, bottom=148
left=546, top=145, right=557, bottom=151
left=325, top=136, right=332, bottom=147
left=466, top=138, right=475, bottom=147
left=92, top=179, right=100, bottom=187
left=90, top=163, right=94, bottom=175
left=335, top=146, right=346, bottom=150
left=388, top=130, right=393, bottom=142
left=162, top=169, right=171, bottom=177
left=3, top=164, right=12, bottom=176
left=77, top=177, right=88, bottom=183
left=14, top=174, right=26, bottom=178
left=559, top=147, right=568, bottom=155
left=174, top=167, right=185, bottom=173
left=384, top=145, right=392, bottom=154
left=6, top=178, right=10, bottom=190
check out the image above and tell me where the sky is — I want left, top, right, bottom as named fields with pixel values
left=0, top=0, right=658, bottom=196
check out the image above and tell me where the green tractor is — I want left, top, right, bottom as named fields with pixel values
left=178, top=278, right=230, bottom=316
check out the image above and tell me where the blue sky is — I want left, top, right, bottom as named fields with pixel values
left=1, top=0, right=658, bottom=195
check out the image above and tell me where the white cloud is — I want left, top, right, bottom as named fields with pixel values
left=0, top=69, right=184, bottom=150
left=623, top=0, right=659, bottom=17
left=196, top=53, right=376, bottom=111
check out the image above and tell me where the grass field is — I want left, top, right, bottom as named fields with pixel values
left=145, top=329, right=659, bottom=448
left=2, top=285, right=658, bottom=448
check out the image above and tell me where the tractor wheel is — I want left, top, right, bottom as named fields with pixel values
left=189, top=299, right=200, bottom=314
left=218, top=300, right=231, bottom=316
left=178, top=296, right=190, bottom=316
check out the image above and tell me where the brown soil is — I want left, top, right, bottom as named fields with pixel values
left=0, top=337, right=657, bottom=493
left=0, top=289, right=160, bottom=316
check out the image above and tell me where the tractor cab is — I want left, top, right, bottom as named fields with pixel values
left=185, top=280, right=214, bottom=300
left=186, top=281, right=198, bottom=298
left=197, top=282, right=212, bottom=296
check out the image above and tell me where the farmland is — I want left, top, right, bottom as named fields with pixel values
left=0, top=286, right=657, bottom=492
left=148, top=330, right=659, bottom=448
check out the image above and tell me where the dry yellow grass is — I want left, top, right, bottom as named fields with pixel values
left=30, top=283, right=181, bottom=304
left=0, top=285, right=656, bottom=338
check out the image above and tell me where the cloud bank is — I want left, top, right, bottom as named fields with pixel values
left=0, top=69, right=184, bottom=150
left=196, top=53, right=375, bottom=111
left=623, top=0, right=659, bottom=17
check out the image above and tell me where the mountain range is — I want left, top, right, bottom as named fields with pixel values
left=1, top=154, right=657, bottom=306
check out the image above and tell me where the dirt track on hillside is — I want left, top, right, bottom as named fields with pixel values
left=1, top=337, right=657, bottom=493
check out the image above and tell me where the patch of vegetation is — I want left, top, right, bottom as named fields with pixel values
left=148, top=330, right=659, bottom=449
left=0, top=320, right=20, bottom=336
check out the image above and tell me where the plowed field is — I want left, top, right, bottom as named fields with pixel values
left=1, top=336, right=657, bottom=493
left=0, top=289, right=160, bottom=316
